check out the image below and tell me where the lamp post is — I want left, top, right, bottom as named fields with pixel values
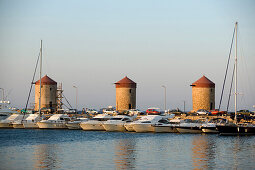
left=73, top=85, right=78, bottom=113
left=162, top=85, right=166, bottom=111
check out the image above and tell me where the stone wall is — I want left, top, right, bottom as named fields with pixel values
left=116, top=87, right=136, bottom=112
left=35, top=84, right=57, bottom=111
left=192, top=87, right=215, bottom=111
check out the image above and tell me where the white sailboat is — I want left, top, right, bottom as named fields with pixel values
left=216, top=22, right=255, bottom=135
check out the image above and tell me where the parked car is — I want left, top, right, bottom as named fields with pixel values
left=127, top=109, right=143, bottom=116
left=196, top=109, right=210, bottom=115
left=210, top=109, right=227, bottom=115
left=146, top=108, right=161, bottom=115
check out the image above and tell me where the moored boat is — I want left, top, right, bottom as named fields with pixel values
left=153, top=118, right=182, bottom=133
left=0, top=114, right=24, bottom=128
left=66, top=118, right=89, bottom=130
left=23, top=114, right=42, bottom=129
left=80, top=114, right=113, bottom=131
left=132, top=115, right=171, bottom=133
left=103, top=115, right=134, bottom=132
left=37, top=114, right=71, bottom=129
left=201, top=118, right=227, bottom=133
left=176, top=119, right=203, bottom=133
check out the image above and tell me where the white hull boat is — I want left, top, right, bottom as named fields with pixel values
left=66, top=118, right=88, bottom=130
left=176, top=119, right=203, bottom=134
left=37, top=114, right=71, bottom=129
left=124, top=123, right=135, bottom=132
left=103, top=115, right=134, bottom=132
left=132, top=115, right=172, bottom=133
left=80, top=121, right=105, bottom=131
left=80, top=114, right=112, bottom=131
left=133, top=123, right=154, bottom=133
left=23, top=114, right=41, bottom=129
left=0, top=114, right=24, bottom=128
left=37, top=122, right=68, bottom=129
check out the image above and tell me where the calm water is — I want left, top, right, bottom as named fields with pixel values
left=0, top=129, right=254, bottom=170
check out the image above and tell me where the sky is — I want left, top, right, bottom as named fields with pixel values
left=0, top=0, right=255, bottom=111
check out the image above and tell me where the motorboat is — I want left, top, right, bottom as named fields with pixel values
left=0, top=114, right=24, bottom=128
left=66, top=117, right=89, bottom=130
left=176, top=119, right=203, bottom=133
left=80, top=114, right=113, bottom=131
left=153, top=118, right=182, bottom=133
left=23, top=114, right=43, bottom=129
left=12, top=115, right=28, bottom=129
left=132, top=115, right=171, bottom=133
left=201, top=118, right=228, bottom=133
left=103, top=115, right=134, bottom=132
left=37, top=114, right=71, bottom=129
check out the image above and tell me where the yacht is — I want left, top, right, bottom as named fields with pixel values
left=23, top=114, right=43, bottom=129
left=37, top=114, right=71, bottom=129
left=80, top=114, right=113, bottom=131
left=103, top=115, right=134, bottom=132
left=132, top=115, right=171, bottom=133
left=0, top=114, right=24, bottom=128
left=153, top=118, right=182, bottom=133
left=66, top=117, right=89, bottom=130
left=201, top=118, right=228, bottom=133
left=12, top=115, right=29, bottom=129
left=176, top=119, right=203, bottom=133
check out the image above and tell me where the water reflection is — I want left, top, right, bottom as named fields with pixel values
left=33, top=144, right=60, bottom=169
left=192, top=135, right=217, bottom=170
left=114, top=139, right=136, bottom=169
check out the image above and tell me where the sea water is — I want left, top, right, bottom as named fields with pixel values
left=0, top=129, right=254, bottom=169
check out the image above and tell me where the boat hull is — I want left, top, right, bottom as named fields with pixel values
left=124, top=123, right=135, bottom=132
left=0, top=123, right=13, bottom=128
left=176, top=127, right=202, bottom=133
left=201, top=127, right=218, bottom=133
left=37, top=122, right=68, bottom=129
left=103, top=124, right=126, bottom=132
left=153, top=126, right=178, bottom=133
left=80, top=122, right=105, bottom=131
left=12, top=123, right=24, bottom=129
left=133, top=124, right=154, bottom=133
left=23, top=122, right=39, bottom=129
left=66, top=123, right=81, bottom=130
left=217, top=125, right=255, bottom=135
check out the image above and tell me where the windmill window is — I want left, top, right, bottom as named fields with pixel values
left=129, top=89, right=132, bottom=93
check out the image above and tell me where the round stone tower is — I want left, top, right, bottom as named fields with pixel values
left=35, top=75, right=57, bottom=111
left=190, top=75, right=215, bottom=112
left=115, top=76, right=136, bottom=112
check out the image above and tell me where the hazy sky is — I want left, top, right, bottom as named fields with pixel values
left=0, top=0, right=255, bottom=111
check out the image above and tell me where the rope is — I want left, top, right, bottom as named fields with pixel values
left=63, top=94, right=73, bottom=109
left=218, top=27, right=235, bottom=111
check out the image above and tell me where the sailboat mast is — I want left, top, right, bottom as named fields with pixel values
left=234, top=22, right=238, bottom=122
left=39, top=40, right=42, bottom=116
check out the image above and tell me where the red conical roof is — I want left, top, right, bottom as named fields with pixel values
left=115, top=76, right=136, bottom=88
left=191, top=75, right=215, bottom=88
left=35, top=75, right=57, bottom=85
